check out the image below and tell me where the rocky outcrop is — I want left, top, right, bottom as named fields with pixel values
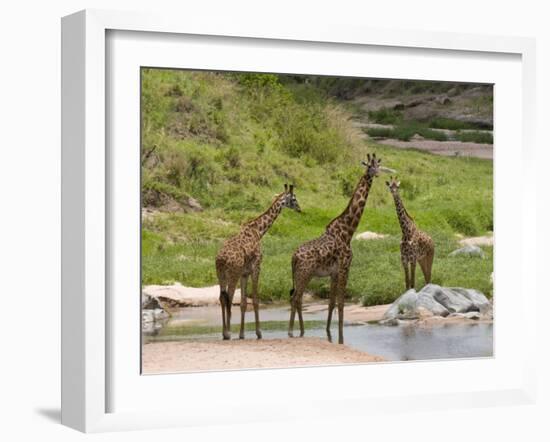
left=381, top=284, right=492, bottom=324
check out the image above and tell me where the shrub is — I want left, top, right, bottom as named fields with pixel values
left=455, top=131, right=493, bottom=144
left=367, top=108, right=403, bottom=125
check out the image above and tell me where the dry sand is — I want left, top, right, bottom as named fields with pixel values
left=142, top=337, right=384, bottom=374
left=378, top=138, right=493, bottom=159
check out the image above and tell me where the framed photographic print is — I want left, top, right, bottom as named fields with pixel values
left=61, top=9, right=537, bottom=433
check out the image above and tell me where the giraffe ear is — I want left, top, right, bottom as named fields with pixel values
left=385, top=181, right=390, bottom=187
left=284, top=183, right=288, bottom=192
left=367, top=153, right=371, bottom=162
left=289, top=184, right=294, bottom=194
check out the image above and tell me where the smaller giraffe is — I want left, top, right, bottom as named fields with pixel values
left=386, top=177, right=434, bottom=290
left=215, top=185, right=301, bottom=340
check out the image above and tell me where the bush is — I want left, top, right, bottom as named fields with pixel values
left=455, top=130, right=493, bottom=144
left=368, top=108, right=403, bottom=125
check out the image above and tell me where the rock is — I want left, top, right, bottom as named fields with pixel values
left=142, top=293, right=163, bottom=310
left=459, top=235, right=493, bottom=247
left=355, top=231, right=388, bottom=241
left=449, top=245, right=485, bottom=258
left=423, top=284, right=476, bottom=313
left=417, top=288, right=450, bottom=317
left=383, top=289, right=418, bottom=320
left=381, top=284, right=491, bottom=324
left=436, top=95, right=451, bottom=105
left=411, top=133, right=426, bottom=141
left=464, top=311, right=481, bottom=320
left=451, top=287, right=492, bottom=315
left=186, top=197, right=203, bottom=212
left=447, top=87, right=458, bottom=97
left=416, top=306, right=435, bottom=319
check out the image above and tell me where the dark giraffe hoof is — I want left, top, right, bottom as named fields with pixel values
left=239, top=335, right=245, bottom=340
left=223, top=332, right=231, bottom=340
left=288, top=332, right=294, bottom=338
left=256, top=331, right=262, bottom=339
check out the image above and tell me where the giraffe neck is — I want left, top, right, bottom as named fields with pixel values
left=326, top=173, right=374, bottom=243
left=392, top=191, right=415, bottom=238
left=246, top=194, right=285, bottom=237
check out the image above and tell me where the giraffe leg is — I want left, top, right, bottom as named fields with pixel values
left=289, top=278, right=307, bottom=338
left=402, top=256, right=410, bottom=290
left=326, top=273, right=338, bottom=341
left=425, top=249, right=434, bottom=284
left=239, top=275, right=248, bottom=339
left=224, top=278, right=238, bottom=340
left=410, top=259, right=417, bottom=290
left=219, top=285, right=228, bottom=340
left=251, top=260, right=262, bottom=339
left=418, top=251, right=433, bottom=287
left=297, top=297, right=304, bottom=337
left=336, top=259, right=351, bottom=345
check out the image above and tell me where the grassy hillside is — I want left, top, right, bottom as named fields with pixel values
left=141, top=69, right=493, bottom=305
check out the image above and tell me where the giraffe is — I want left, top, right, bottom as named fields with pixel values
left=386, top=176, right=434, bottom=290
left=288, top=154, right=382, bottom=344
left=216, top=184, right=301, bottom=340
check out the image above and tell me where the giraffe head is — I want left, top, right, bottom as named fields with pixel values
left=385, top=176, right=401, bottom=195
left=282, top=184, right=301, bottom=212
left=361, top=153, right=382, bottom=178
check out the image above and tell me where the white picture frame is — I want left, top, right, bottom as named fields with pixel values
left=61, top=9, right=538, bottom=433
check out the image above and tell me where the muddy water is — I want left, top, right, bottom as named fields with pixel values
left=144, top=304, right=493, bottom=362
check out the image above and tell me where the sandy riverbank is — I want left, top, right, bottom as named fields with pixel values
left=142, top=337, right=384, bottom=374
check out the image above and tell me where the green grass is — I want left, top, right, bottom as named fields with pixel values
left=455, top=130, right=493, bottom=144
left=429, top=117, right=492, bottom=131
left=142, top=144, right=493, bottom=304
left=141, top=69, right=493, bottom=306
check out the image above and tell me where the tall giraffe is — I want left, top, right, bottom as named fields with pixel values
left=216, top=185, right=301, bottom=340
left=288, top=154, right=382, bottom=344
left=386, top=177, right=434, bottom=289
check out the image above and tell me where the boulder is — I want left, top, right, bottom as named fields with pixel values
left=142, top=293, right=163, bottom=310
left=449, top=245, right=485, bottom=258
left=383, top=289, right=418, bottom=320
left=464, top=311, right=481, bottom=320
left=424, top=284, right=476, bottom=313
left=451, top=287, right=492, bottom=315
left=186, top=197, right=203, bottom=212
left=436, top=95, right=451, bottom=105
left=417, top=288, right=450, bottom=317
left=381, top=284, right=492, bottom=324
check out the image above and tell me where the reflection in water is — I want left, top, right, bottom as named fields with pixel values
left=143, top=304, right=493, bottom=362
